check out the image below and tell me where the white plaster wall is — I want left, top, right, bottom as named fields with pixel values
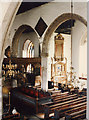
left=72, top=20, right=86, bottom=78
left=0, top=2, right=10, bottom=22
left=78, top=79, right=87, bottom=90
left=18, top=32, right=39, bottom=57
left=73, top=2, right=87, bottom=21
left=10, top=2, right=87, bottom=46
left=62, top=34, right=71, bottom=73
left=9, top=2, right=71, bottom=44
left=10, top=2, right=70, bottom=36
left=79, top=41, right=87, bottom=77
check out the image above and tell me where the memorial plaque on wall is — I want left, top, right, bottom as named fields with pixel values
left=55, top=34, right=64, bottom=59
left=35, top=17, right=48, bottom=37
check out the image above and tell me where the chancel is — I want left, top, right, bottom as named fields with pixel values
left=0, top=0, right=87, bottom=120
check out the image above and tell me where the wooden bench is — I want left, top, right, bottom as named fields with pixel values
left=45, top=95, right=85, bottom=110
left=35, top=90, right=86, bottom=120
left=54, top=101, right=86, bottom=119
left=65, top=108, right=86, bottom=120
left=51, top=91, right=69, bottom=98
left=43, top=96, right=86, bottom=119
left=40, top=91, right=70, bottom=106
left=53, top=94, right=78, bottom=103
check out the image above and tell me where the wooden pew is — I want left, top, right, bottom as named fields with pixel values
left=43, top=96, right=86, bottom=119
left=53, top=94, right=78, bottom=103
left=54, top=102, right=86, bottom=119
left=50, top=90, right=61, bottom=95
left=36, top=90, right=86, bottom=120
left=52, top=93, right=76, bottom=100
left=40, top=92, right=70, bottom=106
left=40, top=93, right=78, bottom=107
left=49, top=96, right=86, bottom=108
left=65, top=108, right=86, bottom=120
left=51, top=91, right=69, bottom=98
left=36, top=91, right=70, bottom=119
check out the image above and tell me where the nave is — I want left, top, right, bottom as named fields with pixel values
left=1, top=1, right=87, bottom=120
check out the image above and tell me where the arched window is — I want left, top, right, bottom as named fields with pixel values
left=23, top=40, right=34, bottom=73
left=27, top=64, right=34, bottom=73
left=23, top=39, right=34, bottom=58
left=27, top=41, right=34, bottom=58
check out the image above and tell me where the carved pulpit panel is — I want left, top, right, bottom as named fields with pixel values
left=51, top=58, right=67, bottom=85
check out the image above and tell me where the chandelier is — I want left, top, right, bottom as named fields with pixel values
left=2, top=59, right=18, bottom=78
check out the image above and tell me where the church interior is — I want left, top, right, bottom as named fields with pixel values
left=1, top=1, right=87, bottom=120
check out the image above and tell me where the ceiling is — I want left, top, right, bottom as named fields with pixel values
left=17, top=2, right=48, bottom=15
left=55, top=19, right=75, bottom=34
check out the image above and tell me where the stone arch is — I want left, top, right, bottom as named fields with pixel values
left=0, top=2, right=21, bottom=63
left=80, top=30, right=87, bottom=45
left=41, top=13, right=87, bottom=91
left=42, top=13, right=87, bottom=54
left=12, top=25, right=38, bottom=57
left=0, top=2, right=22, bottom=119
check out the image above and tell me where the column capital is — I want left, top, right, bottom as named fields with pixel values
left=41, top=52, right=49, bottom=57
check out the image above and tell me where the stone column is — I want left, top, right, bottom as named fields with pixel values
left=41, top=53, right=49, bottom=91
